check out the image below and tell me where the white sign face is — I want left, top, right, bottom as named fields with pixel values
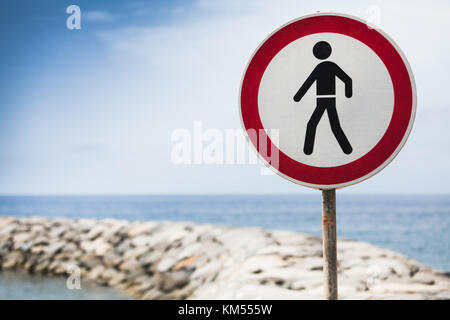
left=259, top=33, right=394, bottom=167
left=240, top=13, right=416, bottom=189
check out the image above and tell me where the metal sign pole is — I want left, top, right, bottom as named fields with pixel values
left=322, top=189, right=338, bottom=300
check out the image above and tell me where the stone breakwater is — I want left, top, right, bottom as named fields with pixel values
left=0, top=216, right=449, bottom=300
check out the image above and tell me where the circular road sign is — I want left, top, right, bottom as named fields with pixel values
left=239, top=13, right=416, bottom=189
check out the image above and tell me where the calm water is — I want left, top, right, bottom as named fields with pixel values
left=0, top=271, right=129, bottom=300
left=0, top=194, right=449, bottom=273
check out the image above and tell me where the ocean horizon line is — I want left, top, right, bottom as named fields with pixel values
left=0, top=193, right=449, bottom=197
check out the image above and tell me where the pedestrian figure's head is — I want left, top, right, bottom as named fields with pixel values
left=313, top=41, right=331, bottom=60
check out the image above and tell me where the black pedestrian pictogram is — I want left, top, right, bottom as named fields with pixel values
left=293, top=41, right=353, bottom=155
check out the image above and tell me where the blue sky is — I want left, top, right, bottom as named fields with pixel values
left=1, top=0, right=450, bottom=194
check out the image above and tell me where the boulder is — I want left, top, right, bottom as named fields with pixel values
left=128, top=222, right=159, bottom=237
left=88, top=265, right=106, bottom=281
left=139, top=250, right=162, bottom=268
left=82, top=225, right=108, bottom=241
left=160, top=269, right=191, bottom=292
left=412, top=271, right=437, bottom=285
left=119, top=259, right=142, bottom=273
left=115, top=238, right=131, bottom=254
left=131, top=235, right=154, bottom=248
left=0, top=224, right=17, bottom=237
left=45, top=241, right=66, bottom=256
left=2, top=251, right=24, bottom=269
left=48, top=226, right=66, bottom=238
left=103, top=252, right=122, bottom=267
left=157, top=257, right=176, bottom=272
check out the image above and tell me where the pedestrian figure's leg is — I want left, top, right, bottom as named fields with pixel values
left=326, top=99, right=353, bottom=154
left=304, top=100, right=327, bottom=155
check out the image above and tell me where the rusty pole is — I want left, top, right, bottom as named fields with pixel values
left=322, top=189, right=338, bottom=300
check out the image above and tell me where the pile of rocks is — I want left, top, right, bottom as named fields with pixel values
left=0, top=216, right=449, bottom=299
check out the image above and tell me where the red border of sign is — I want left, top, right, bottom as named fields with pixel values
left=240, top=13, right=415, bottom=189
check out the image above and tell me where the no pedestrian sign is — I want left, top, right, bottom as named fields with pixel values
left=240, top=13, right=416, bottom=189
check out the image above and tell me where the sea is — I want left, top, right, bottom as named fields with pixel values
left=0, top=194, right=448, bottom=299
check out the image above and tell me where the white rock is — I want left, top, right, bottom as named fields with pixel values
left=45, top=241, right=66, bottom=256
left=88, top=265, right=106, bottom=280
left=82, top=225, right=108, bottom=240
left=157, top=257, right=176, bottom=272
left=128, top=222, right=159, bottom=237
left=119, top=259, right=142, bottom=272
left=131, top=235, right=154, bottom=247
